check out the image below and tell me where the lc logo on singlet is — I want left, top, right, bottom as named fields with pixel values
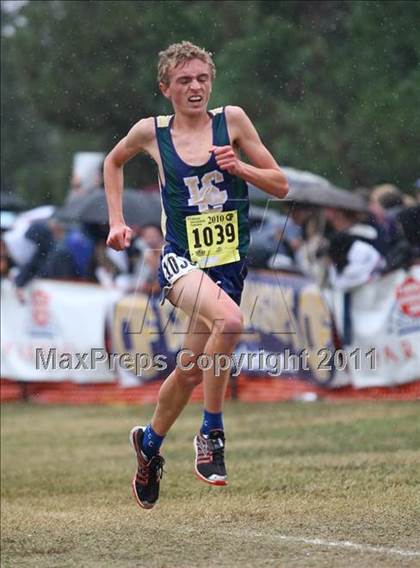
left=184, top=170, right=227, bottom=212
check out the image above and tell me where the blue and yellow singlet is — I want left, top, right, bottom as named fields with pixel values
left=155, top=107, right=250, bottom=269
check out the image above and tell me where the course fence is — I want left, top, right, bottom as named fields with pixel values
left=1, top=267, right=419, bottom=403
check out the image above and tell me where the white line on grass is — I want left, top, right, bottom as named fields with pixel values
left=239, top=530, right=420, bottom=558
left=275, top=534, right=420, bottom=558
left=183, top=527, right=420, bottom=558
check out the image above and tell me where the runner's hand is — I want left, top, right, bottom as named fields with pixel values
left=106, top=223, right=133, bottom=250
left=211, top=145, right=244, bottom=176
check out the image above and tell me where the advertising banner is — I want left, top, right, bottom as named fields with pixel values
left=1, top=279, right=121, bottom=382
left=328, top=266, right=420, bottom=388
left=2, top=268, right=419, bottom=389
left=111, top=270, right=338, bottom=387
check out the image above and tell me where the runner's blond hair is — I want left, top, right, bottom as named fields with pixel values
left=158, top=41, right=216, bottom=85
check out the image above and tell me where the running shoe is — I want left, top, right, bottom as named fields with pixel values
left=130, top=426, right=165, bottom=509
left=193, top=429, right=228, bottom=486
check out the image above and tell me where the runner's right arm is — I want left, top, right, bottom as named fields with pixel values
left=104, top=118, right=155, bottom=250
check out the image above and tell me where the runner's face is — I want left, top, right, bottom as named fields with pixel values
left=160, top=59, right=212, bottom=115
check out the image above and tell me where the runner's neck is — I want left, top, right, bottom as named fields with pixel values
left=171, top=111, right=211, bottom=134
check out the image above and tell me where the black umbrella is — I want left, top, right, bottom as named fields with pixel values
left=0, top=191, right=28, bottom=212
left=248, top=167, right=366, bottom=212
left=56, top=188, right=162, bottom=227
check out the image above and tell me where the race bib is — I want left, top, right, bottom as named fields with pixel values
left=185, top=210, right=240, bottom=268
left=161, top=252, right=196, bottom=285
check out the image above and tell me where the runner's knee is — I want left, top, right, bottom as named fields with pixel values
left=173, top=366, right=203, bottom=388
left=214, top=310, right=244, bottom=337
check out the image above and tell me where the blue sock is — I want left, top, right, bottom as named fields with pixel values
left=200, top=410, right=224, bottom=436
left=141, top=424, right=165, bottom=459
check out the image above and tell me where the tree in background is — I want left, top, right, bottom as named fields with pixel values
left=2, top=0, right=419, bottom=205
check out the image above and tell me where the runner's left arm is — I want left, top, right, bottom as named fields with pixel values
left=213, top=106, right=288, bottom=199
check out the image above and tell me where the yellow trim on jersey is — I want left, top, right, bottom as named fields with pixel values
left=209, top=107, right=223, bottom=115
left=156, top=115, right=173, bottom=128
left=157, top=108, right=222, bottom=127
left=157, top=176, right=167, bottom=239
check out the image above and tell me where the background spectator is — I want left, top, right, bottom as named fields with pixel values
left=324, top=207, right=386, bottom=290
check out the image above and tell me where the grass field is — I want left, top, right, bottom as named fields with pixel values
left=1, top=401, right=420, bottom=567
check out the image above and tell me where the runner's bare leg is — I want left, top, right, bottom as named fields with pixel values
left=151, top=316, right=209, bottom=435
left=150, top=269, right=243, bottom=435
left=198, top=280, right=243, bottom=413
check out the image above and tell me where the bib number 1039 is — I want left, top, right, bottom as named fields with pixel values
left=161, top=253, right=195, bottom=284
left=191, top=220, right=236, bottom=249
left=185, top=210, right=239, bottom=268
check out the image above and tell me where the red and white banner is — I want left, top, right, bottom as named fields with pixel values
left=1, top=279, right=121, bottom=382
left=325, top=266, right=420, bottom=388
left=1, top=268, right=419, bottom=389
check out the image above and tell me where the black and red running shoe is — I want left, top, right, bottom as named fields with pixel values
left=193, top=430, right=228, bottom=486
left=130, top=426, right=165, bottom=509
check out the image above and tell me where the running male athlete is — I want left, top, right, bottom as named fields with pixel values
left=104, top=41, right=288, bottom=509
